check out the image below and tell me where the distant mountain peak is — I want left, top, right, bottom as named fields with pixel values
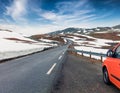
left=49, top=25, right=118, bottom=35
left=113, top=24, right=120, bottom=29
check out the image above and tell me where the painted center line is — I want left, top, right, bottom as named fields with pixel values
left=46, top=63, right=57, bottom=75
left=63, top=52, right=65, bottom=55
left=58, top=55, right=62, bottom=60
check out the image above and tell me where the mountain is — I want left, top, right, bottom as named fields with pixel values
left=113, top=24, right=120, bottom=29
left=48, top=24, right=120, bottom=35
left=49, top=27, right=81, bottom=35
left=49, top=27, right=113, bottom=35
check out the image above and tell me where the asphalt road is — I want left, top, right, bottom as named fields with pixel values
left=0, top=45, right=69, bottom=93
left=53, top=54, right=120, bottom=93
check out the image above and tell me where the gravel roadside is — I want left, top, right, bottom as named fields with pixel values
left=52, top=54, right=119, bottom=93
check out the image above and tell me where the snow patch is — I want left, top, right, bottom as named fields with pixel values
left=0, top=30, right=56, bottom=60
left=75, top=46, right=107, bottom=61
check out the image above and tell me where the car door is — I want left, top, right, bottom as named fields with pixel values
left=110, top=45, right=120, bottom=87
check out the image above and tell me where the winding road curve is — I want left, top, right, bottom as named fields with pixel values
left=0, top=41, right=119, bottom=93
left=0, top=45, right=69, bottom=93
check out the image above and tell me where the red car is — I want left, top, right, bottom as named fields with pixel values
left=102, top=43, right=120, bottom=89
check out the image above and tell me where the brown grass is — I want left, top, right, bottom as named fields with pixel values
left=31, top=34, right=48, bottom=39
left=101, top=42, right=118, bottom=49
left=0, top=29, right=12, bottom=32
left=31, top=34, right=65, bottom=44
left=65, top=34, right=95, bottom=41
left=5, top=38, right=36, bottom=44
left=90, top=32, right=120, bottom=40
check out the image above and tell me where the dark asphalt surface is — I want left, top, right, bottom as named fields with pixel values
left=53, top=54, right=120, bottom=93
left=0, top=45, right=69, bottom=93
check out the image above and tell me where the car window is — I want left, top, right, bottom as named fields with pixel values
left=114, top=46, right=120, bottom=58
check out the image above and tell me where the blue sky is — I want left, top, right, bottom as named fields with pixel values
left=0, top=0, right=120, bottom=34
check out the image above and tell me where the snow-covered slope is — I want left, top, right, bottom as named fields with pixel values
left=62, top=31, right=120, bottom=60
left=0, top=30, right=57, bottom=60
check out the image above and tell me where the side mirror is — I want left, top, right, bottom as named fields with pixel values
left=107, top=50, right=114, bottom=57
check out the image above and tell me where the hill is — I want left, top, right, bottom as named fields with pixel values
left=113, top=24, right=120, bottom=29
left=0, top=29, right=57, bottom=60
left=49, top=25, right=120, bottom=35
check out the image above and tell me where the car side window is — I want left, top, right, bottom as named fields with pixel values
left=114, top=46, right=120, bottom=58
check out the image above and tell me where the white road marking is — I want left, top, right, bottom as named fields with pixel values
left=58, top=55, right=62, bottom=60
left=46, top=63, right=57, bottom=75
left=63, top=52, right=65, bottom=55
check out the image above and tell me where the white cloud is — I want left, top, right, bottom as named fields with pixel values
left=82, top=10, right=114, bottom=22
left=41, top=12, right=58, bottom=21
left=37, top=0, right=115, bottom=29
left=104, top=0, right=114, bottom=4
left=66, top=14, right=96, bottom=22
left=6, top=0, right=28, bottom=21
left=56, top=0, right=90, bottom=14
left=0, top=24, right=63, bottom=36
left=0, top=19, right=4, bottom=23
left=1, top=0, right=117, bottom=35
left=35, top=0, right=96, bottom=26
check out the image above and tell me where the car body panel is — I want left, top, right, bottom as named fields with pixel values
left=103, top=43, right=120, bottom=89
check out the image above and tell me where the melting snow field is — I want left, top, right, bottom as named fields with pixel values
left=0, top=30, right=57, bottom=60
left=74, top=46, right=107, bottom=61
left=64, top=32, right=120, bottom=61
left=1, top=28, right=120, bottom=61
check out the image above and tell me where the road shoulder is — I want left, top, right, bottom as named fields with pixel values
left=52, top=54, right=119, bottom=93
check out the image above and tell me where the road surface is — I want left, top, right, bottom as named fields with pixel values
left=0, top=45, right=69, bottom=93
left=52, top=54, right=120, bottom=93
left=0, top=43, right=119, bottom=93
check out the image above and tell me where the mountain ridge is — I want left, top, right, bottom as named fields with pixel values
left=49, top=24, right=120, bottom=35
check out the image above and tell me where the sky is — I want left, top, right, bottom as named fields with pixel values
left=0, top=0, right=120, bottom=35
